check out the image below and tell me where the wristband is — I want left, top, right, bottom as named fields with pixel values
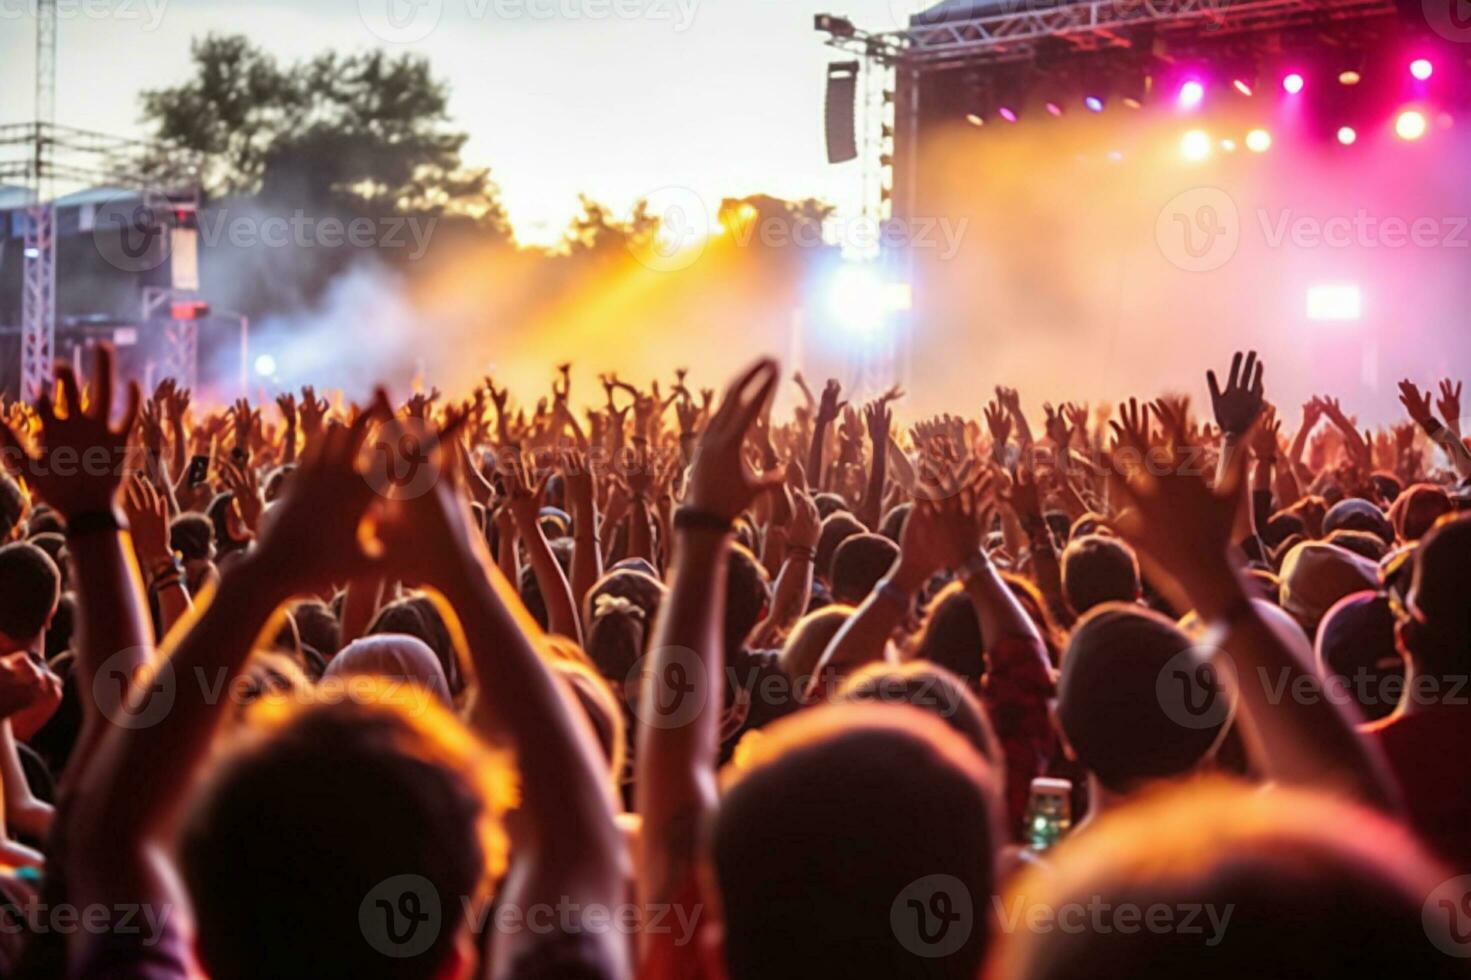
left=674, top=506, right=734, bottom=535
left=786, top=544, right=816, bottom=561
left=957, top=551, right=994, bottom=584
left=1420, top=418, right=1445, bottom=438
left=65, top=509, right=127, bottom=539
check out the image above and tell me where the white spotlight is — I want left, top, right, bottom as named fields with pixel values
left=1306, top=284, right=1361, bottom=322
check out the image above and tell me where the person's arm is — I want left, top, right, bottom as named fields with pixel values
left=123, top=475, right=192, bottom=638
left=1113, top=436, right=1399, bottom=811
left=859, top=401, right=890, bottom=530
left=1288, top=400, right=1322, bottom=490
left=636, top=360, right=781, bottom=920
left=997, top=387, right=1033, bottom=456
left=1438, top=379, right=1464, bottom=441
left=276, top=392, right=298, bottom=466
left=1005, top=468, right=1069, bottom=626
left=62, top=405, right=387, bottom=931
left=379, top=433, right=627, bottom=978
left=0, top=347, right=150, bottom=785
left=751, top=487, right=819, bottom=646
left=1207, top=351, right=1266, bottom=545
left=806, top=379, right=844, bottom=491
left=508, top=457, right=582, bottom=644
left=1401, top=380, right=1471, bottom=478
left=562, top=450, right=604, bottom=613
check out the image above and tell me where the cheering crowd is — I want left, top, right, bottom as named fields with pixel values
left=0, top=344, right=1468, bottom=978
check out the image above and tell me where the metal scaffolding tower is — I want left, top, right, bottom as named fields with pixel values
left=21, top=0, right=58, bottom=399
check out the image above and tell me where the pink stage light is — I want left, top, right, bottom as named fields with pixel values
left=1178, top=80, right=1205, bottom=108
left=998, top=106, right=1018, bottom=123
left=1045, top=101, right=1063, bottom=117
left=1410, top=58, right=1434, bottom=81
left=1395, top=109, right=1428, bottom=141
left=1337, top=126, right=1357, bottom=145
left=1282, top=73, right=1305, bottom=95
left=1232, top=79, right=1253, bottom=96
left=1084, top=96, right=1104, bottom=112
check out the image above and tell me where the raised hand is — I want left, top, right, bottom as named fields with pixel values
left=298, top=386, right=330, bottom=438
left=1151, top=396, right=1190, bottom=445
left=1398, top=380, right=1437, bottom=428
left=1207, top=350, right=1266, bottom=438
left=864, top=399, right=892, bottom=448
left=686, top=360, right=784, bottom=522
left=1251, top=405, right=1282, bottom=460
left=275, top=392, right=297, bottom=428
left=1109, top=397, right=1152, bottom=456
left=228, top=398, right=261, bottom=454
left=1300, top=398, right=1324, bottom=432
left=816, top=379, right=846, bottom=426
left=404, top=388, right=441, bottom=421
left=1043, top=402, right=1070, bottom=448
left=219, top=457, right=263, bottom=535
left=122, top=475, right=172, bottom=569
left=983, top=399, right=1012, bottom=447
left=505, top=452, right=550, bottom=530
left=1437, top=379, right=1463, bottom=436
left=0, top=344, right=140, bottom=520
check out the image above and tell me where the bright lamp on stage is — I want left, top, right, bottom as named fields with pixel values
left=1178, top=80, right=1204, bottom=108
left=827, top=265, right=909, bottom=333
left=254, top=354, right=278, bottom=378
left=1245, top=128, right=1272, bottom=152
left=1337, top=126, right=1357, bottom=145
left=1084, top=96, right=1104, bottom=112
left=1307, top=284, right=1361, bottom=322
left=1232, top=79, right=1253, bottom=96
left=1395, top=109, right=1428, bottom=141
left=1180, top=129, right=1212, bottom=161
left=1282, top=73, right=1305, bottom=94
left=1410, top=58, right=1434, bottom=81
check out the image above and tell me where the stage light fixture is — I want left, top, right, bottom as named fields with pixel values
left=1282, top=72, right=1305, bottom=94
left=1395, top=109, right=1427, bottom=141
left=1337, top=126, right=1357, bottom=145
left=1045, top=101, right=1063, bottom=117
left=1338, top=70, right=1361, bottom=86
left=1221, top=138, right=1237, bottom=152
left=1246, top=128, right=1272, bottom=152
left=827, top=264, right=909, bottom=333
left=254, top=354, right=278, bottom=378
left=1232, top=79, right=1253, bottom=96
left=1410, top=58, right=1434, bottom=81
left=1084, top=95, right=1104, bottom=112
left=965, top=112, right=985, bottom=127
left=1181, top=129, right=1212, bottom=161
left=998, top=106, right=1018, bottom=122
left=1306, top=284, right=1361, bottom=322
left=1178, top=80, right=1204, bottom=108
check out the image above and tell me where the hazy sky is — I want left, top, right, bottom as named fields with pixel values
left=0, top=0, right=929, bottom=242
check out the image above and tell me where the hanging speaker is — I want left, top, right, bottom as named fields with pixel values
left=825, top=61, right=861, bottom=164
